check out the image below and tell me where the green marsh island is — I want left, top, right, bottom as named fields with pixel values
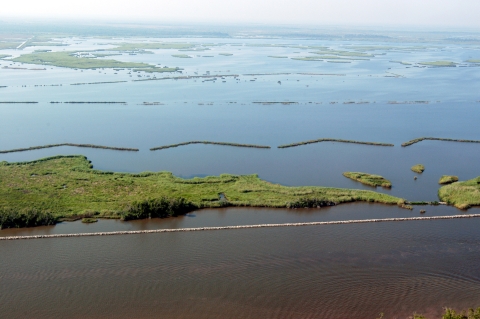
left=342, top=172, right=392, bottom=188
left=0, top=155, right=406, bottom=228
left=411, top=164, right=425, bottom=173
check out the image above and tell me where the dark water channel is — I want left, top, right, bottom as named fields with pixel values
left=1, top=206, right=480, bottom=318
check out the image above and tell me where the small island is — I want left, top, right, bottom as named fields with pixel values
left=411, top=164, right=425, bottom=173
left=342, top=172, right=392, bottom=188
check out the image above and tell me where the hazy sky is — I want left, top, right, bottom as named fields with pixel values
left=2, top=0, right=480, bottom=28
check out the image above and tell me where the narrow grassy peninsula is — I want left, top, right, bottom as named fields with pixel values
left=0, top=143, right=139, bottom=154
left=0, top=156, right=405, bottom=228
left=150, top=141, right=271, bottom=151
left=411, top=164, right=425, bottom=173
left=12, top=51, right=178, bottom=72
left=419, top=61, right=457, bottom=67
left=343, top=172, right=392, bottom=188
left=402, top=137, right=480, bottom=147
left=439, top=175, right=459, bottom=184
left=438, top=176, right=480, bottom=209
left=278, top=138, right=394, bottom=148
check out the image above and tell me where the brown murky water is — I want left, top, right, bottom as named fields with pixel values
left=1, top=206, right=480, bottom=318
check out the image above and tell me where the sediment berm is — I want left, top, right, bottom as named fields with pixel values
left=2, top=214, right=480, bottom=240
left=402, top=137, right=480, bottom=147
left=278, top=138, right=394, bottom=148
left=150, top=141, right=271, bottom=150
left=0, top=143, right=139, bottom=154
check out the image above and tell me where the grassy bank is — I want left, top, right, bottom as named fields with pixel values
left=150, top=141, right=271, bottom=151
left=402, top=137, right=480, bottom=147
left=278, top=138, right=394, bottom=148
left=439, top=175, right=459, bottom=184
left=0, top=155, right=406, bottom=228
left=343, top=172, right=392, bottom=188
left=0, top=143, right=139, bottom=154
left=438, top=176, right=480, bottom=209
left=12, top=51, right=178, bottom=72
left=419, top=61, right=457, bottom=67
left=411, top=164, right=425, bottom=173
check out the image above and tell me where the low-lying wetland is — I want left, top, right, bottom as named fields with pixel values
left=0, top=155, right=405, bottom=228
left=343, top=172, right=392, bottom=188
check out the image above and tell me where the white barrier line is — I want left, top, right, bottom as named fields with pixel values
left=2, top=214, right=480, bottom=241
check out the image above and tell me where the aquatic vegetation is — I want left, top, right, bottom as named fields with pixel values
left=0, top=155, right=405, bottom=228
left=0, top=54, right=11, bottom=59
left=268, top=56, right=288, bottom=58
left=439, top=175, right=459, bottom=184
left=172, top=54, right=192, bottom=58
left=278, top=138, right=394, bottom=148
left=218, top=53, right=233, bottom=56
left=402, top=137, right=480, bottom=147
left=419, top=61, right=457, bottom=67
left=81, top=218, right=98, bottom=223
left=310, top=50, right=373, bottom=57
left=150, top=141, right=271, bottom=150
left=0, top=208, right=57, bottom=229
left=411, top=164, right=425, bottom=173
left=110, top=43, right=196, bottom=51
left=0, top=143, right=139, bottom=154
left=12, top=51, right=178, bottom=72
left=343, top=172, right=392, bottom=188
left=413, top=306, right=480, bottom=319
left=467, top=59, right=480, bottom=63
left=439, top=176, right=480, bottom=209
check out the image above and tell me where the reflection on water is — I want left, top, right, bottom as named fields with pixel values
left=1, top=215, right=479, bottom=319
left=0, top=203, right=473, bottom=237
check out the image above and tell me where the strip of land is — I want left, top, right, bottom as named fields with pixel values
left=0, top=155, right=405, bottom=228
left=402, top=137, right=480, bottom=147
left=0, top=143, right=139, bottom=154
left=278, top=138, right=394, bottom=148
left=343, top=172, right=392, bottom=188
left=2, top=214, right=480, bottom=240
left=150, top=141, right=271, bottom=151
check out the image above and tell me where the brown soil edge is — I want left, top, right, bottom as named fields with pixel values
left=278, top=138, right=394, bottom=148
left=0, top=143, right=139, bottom=154
left=150, top=141, right=271, bottom=151
left=402, top=137, right=480, bottom=147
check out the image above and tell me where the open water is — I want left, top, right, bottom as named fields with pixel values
left=1, top=32, right=480, bottom=317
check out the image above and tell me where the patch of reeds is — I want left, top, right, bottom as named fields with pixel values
left=71, top=81, right=127, bottom=85
left=121, top=198, right=197, bottom=221
left=278, top=138, right=394, bottom=148
left=402, top=137, right=480, bottom=147
left=343, top=172, right=392, bottom=188
left=0, top=208, right=57, bottom=229
left=150, top=141, right=271, bottom=151
left=81, top=218, right=98, bottom=223
left=439, top=175, right=459, bottom=185
left=0, top=143, right=139, bottom=154
left=438, top=176, right=480, bottom=209
left=411, top=164, right=425, bottom=173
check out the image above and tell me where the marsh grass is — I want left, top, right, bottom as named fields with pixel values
left=0, top=143, right=139, bottom=154
left=278, top=138, right=394, bottom=148
left=150, top=141, right=271, bottom=151
left=402, top=137, right=480, bottom=147
left=411, top=164, right=425, bottom=173
left=439, top=175, right=459, bottom=184
left=343, top=172, right=392, bottom=188
left=0, top=155, right=405, bottom=228
left=419, top=61, right=457, bottom=67
left=12, top=51, right=178, bottom=72
left=439, top=176, right=480, bottom=209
